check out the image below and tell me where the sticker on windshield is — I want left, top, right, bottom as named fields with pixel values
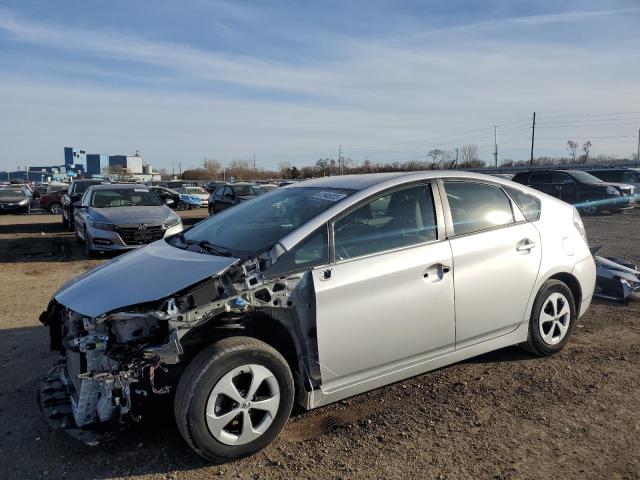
left=311, top=191, right=347, bottom=202
left=134, top=189, right=149, bottom=192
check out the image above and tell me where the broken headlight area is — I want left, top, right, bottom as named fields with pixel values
left=38, top=257, right=321, bottom=443
left=38, top=302, right=176, bottom=443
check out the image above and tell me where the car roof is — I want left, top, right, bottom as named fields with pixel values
left=88, top=183, right=150, bottom=191
left=285, top=171, right=515, bottom=191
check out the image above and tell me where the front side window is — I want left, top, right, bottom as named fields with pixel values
left=267, top=226, right=328, bottom=276
left=334, top=184, right=437, bottom=261
left=552, top=173, right=574, bottom=185
left=529, top=172, right=552, bottom=184
left=444, top=181, right=515, bottom=236
left=90, top=188, right=163, bottom=208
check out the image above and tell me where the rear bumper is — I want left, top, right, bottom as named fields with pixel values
left=572, top=255, right=596, bottom=318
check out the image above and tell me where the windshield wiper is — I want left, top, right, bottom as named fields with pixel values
left=197, top=240, right=232, bottom=257
left=178, top=234, right=232, bottom=256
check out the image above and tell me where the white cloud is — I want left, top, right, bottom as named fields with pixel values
left=0, top=5, right=639, bottom=169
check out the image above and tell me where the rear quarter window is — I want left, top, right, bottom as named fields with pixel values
left=504, top=186, right=541, bottom=221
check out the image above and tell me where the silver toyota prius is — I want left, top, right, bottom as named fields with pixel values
left=39, top=172, right=595, bottom=463
left=73, top=184, right=183, bottom=256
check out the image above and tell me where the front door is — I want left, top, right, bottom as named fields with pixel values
left=441, top=180, right=542, bottom=348
left=313, top=183, right=456, bottom=390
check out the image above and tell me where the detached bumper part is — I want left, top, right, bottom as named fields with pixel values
left=591, top=246, right=640, bottom=303
left=37, top=365, right=118, bottom=446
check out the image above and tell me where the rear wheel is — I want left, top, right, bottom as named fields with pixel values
left=178, top=202, right=188, bottom=211
left=524, top=280, right=576, bottom=356
left=174, top=337, right=294, bottom=463
left=579, top=198, right=599, bottom=215
left=50, top=203, right=62, bottom=215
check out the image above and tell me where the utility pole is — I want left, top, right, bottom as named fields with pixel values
left=338, top=145, right=343, bottom=175
left=172, top=160, right=175, bottom=178
left=530, top=112, right=536, bottom=166
left=493, top=126, right=498, bottom=168
left=179, top=162, right=182, bottom=178
left=637, top=128, right=639, bottom=161
left=252, top=153, right=256, bottom=172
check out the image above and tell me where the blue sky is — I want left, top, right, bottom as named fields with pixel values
left=1, top=0, right=639, bottom=171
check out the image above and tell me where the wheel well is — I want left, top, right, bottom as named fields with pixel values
left=179, top=312, right=302, bottom=387
left=548, top=272, right=582, bottom=311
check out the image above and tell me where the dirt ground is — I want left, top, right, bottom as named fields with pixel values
left=0, top=206, right=638, bottom=480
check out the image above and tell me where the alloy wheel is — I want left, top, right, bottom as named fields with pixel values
left=205, top=364, right=280, bottom=446
left=538, top=292, right=571, bottom=345
left=50, top=204, right=62, bottom=214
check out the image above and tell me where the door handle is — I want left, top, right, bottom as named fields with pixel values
left=423, top=264, right=450, bottom=281
left=516, top=239, right=536, bottom=252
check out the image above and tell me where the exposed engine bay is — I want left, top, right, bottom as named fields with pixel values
left=38, top=256, right=320, bottom=443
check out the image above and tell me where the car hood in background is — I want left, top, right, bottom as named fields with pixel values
left=54, top=240, right=239, bottom=317
left=91, top=205, right=176, bottom=224
left=0, top=196, right=27, bottom=203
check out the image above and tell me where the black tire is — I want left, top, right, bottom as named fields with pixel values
left=84, top=228, right=96, bottom=258
left=75, top=224, right=84, bottom=244
left=579, top=198, right=599, bottom=215
left=524, top=279, right=576, bottom=356
left=50, top=203, right=63, bottom=215
left=174, top=337, right=294, bottom=463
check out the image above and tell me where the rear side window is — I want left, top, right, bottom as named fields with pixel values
left=504, top=186, right=541, bottom=221
left=444, top=181, right=515, bottom=236
left=334, top=184, right=437, bottom=260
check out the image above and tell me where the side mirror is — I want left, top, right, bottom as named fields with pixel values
left=165, top=198, right=175, bottom=206
left=72, top=201, right=84, bottom=208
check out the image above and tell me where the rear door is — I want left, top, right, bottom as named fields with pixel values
left=440, top=180, right=542, bottom=348
left=313, top=182, right=456, bottom=389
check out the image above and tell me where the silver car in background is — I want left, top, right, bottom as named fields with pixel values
left=41, top=171, right=595, bottom=463
left=73, top=184, right=183, bottom=256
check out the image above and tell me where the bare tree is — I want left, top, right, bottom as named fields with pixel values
left=278, top=161, right=293, bottom=178
left=227, top=159, right=254, bottom=180
left=567, top=141, right=579, bottom=162
left=203, top=158, right=222, bottom=178
left=580, top=141, right=592, bottom=163
left=460, top=143, right=480, bottom=165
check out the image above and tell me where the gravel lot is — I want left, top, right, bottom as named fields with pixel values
left=0, top=206, right=638, bottom=480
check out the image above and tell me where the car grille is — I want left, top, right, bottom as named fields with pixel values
left=117, top=225, right=165, bottom=246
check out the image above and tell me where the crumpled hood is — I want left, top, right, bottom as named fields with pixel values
left=91, top=206, right=176, bottom=224
left=54, top=240, right=239, bottom=317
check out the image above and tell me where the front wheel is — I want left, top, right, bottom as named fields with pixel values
left=174, top=337, right=294, bottom=463
left=524, top=280, right=576, bottom=356
left=50, top=203, right=63, bottom=215
left=177, top=202, right=188, bottom=211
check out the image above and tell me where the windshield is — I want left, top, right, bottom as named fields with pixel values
left=234, top=184, right=265, bottom=196
left=0, top=189, right=27, bottom=199
left=47, top=184, right=66, bottom=193
left=75, top=181, right=104, bottom=194
left=90, top=188, right=163, bottom=208
left=567, top=171, right=603, bottom=184
left=181, top=187, right=353, bottom=255
left=185, top=187, right=208, bottom=194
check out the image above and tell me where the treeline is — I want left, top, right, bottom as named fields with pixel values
left=172, top=141, right=638, bottom=181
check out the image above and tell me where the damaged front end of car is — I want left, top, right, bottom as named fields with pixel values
left=38, top=243, right=321, bottom=445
